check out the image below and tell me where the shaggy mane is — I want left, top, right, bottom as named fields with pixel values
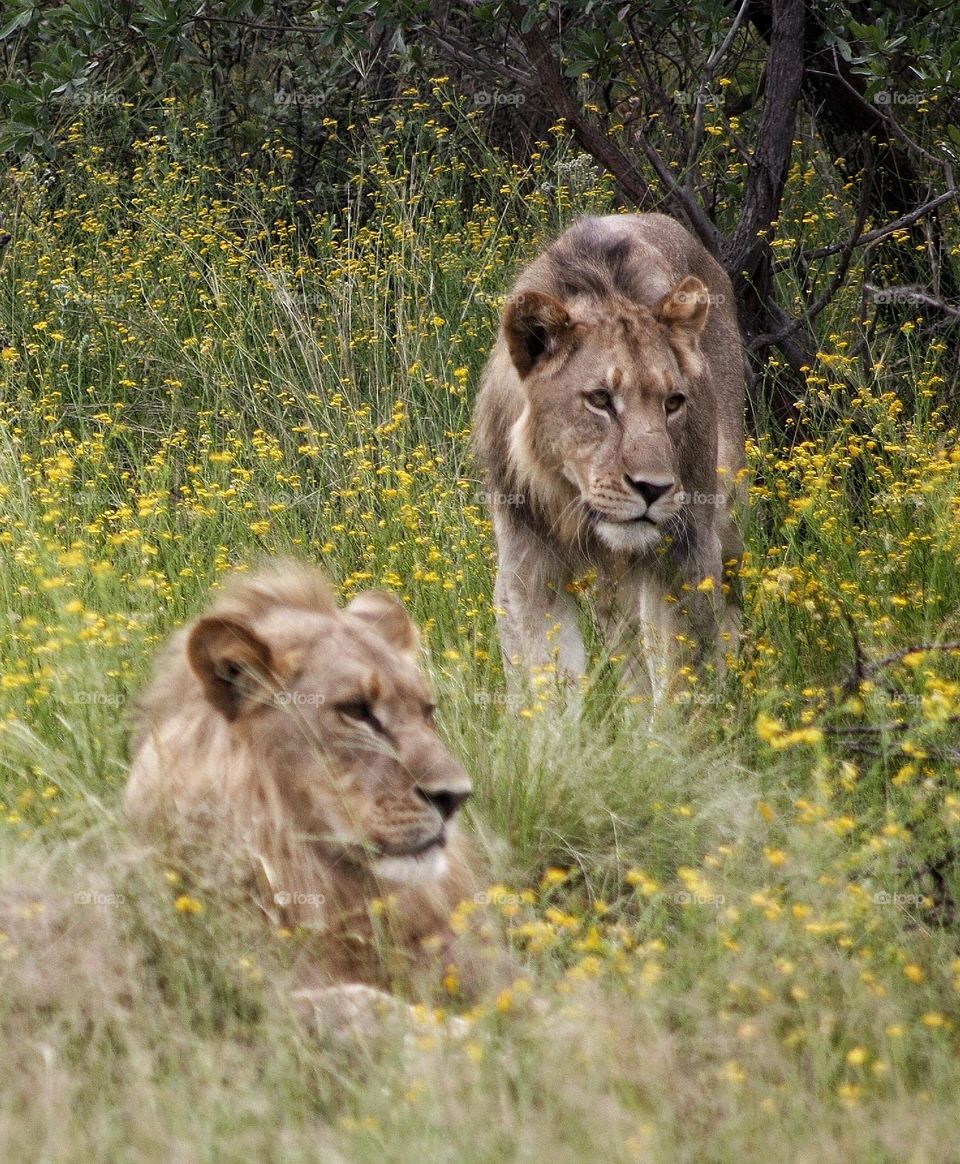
left=131, top=560, right=335, bottom=740
left=204, top=559, right=337, bottom=622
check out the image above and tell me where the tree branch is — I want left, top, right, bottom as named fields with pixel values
left=512, top=18, right=658, bottom=213
left=749, top=160, right=873, bottom=350
left=725, top=0, right=805, bottom=276
left=685, top=0, right=751, bottom=176
left=863, top=285, right=960, bottom=321
left=800, top=189, right=959, bottom=261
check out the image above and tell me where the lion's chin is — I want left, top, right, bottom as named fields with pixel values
left=373, top=846, right=450, bottom=885
left=593, top=518, right=664, bottom=553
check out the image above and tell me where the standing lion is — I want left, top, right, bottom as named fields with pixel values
left=473, top=213, right=746, bottom=702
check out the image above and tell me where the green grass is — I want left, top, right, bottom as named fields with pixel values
left=0, top=96, right=959, bottom=1162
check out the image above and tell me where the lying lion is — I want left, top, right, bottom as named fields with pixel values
left=125, top=562, right=483, bottom=1035
left=473, top=212, right=746, bottom=703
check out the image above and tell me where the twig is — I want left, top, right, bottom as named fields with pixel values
left=816, top=633, right=960, bottom=758
left=863, top=284, right=960, bottom=321
left=424, top=31, right=533, bottom=89
left=513, top=17, right=659, bottom=214
left=635, top=135, right=723, bottom=256
left=858, top=640, right=960, bottom=678
left=749, top=160, right=874, bottom=350
left=801, top=189, right=959, bottom=261
left=816, top=46, right=947, bottom=169
left=685, top=0, right=751, bottom=176
left=191, top=13, right=326, bottom=36
left=821, top=721, right=912, bottom=736
left=839, top=610, right=870, bottom=696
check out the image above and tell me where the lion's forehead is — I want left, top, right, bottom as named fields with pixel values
left=573, top=323, right=676, bottom=388
left=298, top=649, right=430, bottom=704
left=262, top=615, right=428, bottom=700
left=602, top=363, right=674, bottom=397
left=296, top=659, right=431, bottom=719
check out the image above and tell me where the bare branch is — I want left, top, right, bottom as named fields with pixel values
left=863, top=285, right=960, bottom=321
left=423, top=30, right=532, bottom=89
left=706, top=0, right=752, bottom=72
left=191, top=13, right=325, bottom=36
left=512, top=18, right=658, bottom=213
left=726, top=0, right=805, bottom=281
left=816, top=46, right=946, bottom=170
left=801, top=189, right=959, bottom=261
left=634, top=134, right=724, bottom=255
left=685, top=0, right=751, bottom=175
left=749, top=162, right=873, bottom=350
left=860, top=641, right=960, bottom=676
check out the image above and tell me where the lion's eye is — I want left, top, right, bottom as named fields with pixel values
left=424, top=702, right=437, bottom=724
left=665, top=393, right=686, bottom=415
left=336, top=700, right=384, bottom=733
left=584, top=388, right=615, bottom=414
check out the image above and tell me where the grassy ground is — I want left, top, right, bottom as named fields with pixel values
left=1, top=91, right=960, bottom=1162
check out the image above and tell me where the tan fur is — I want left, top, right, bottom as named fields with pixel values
left=125, top=561, right=479, bottom=998
left=473, top=214, right=746, bottom=701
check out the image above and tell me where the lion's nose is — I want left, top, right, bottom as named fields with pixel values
left=416, top=786, right=471, bottom=820
left=624, top=475, right=674, bottom=506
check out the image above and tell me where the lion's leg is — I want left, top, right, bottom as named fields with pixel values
left=628, top=540, right=727, bottom=710
left=669, top=534, right=730, bottom=701
left=495, top=569, right=586, bottom=692
left=637, top=581, right=679, bottom=707
left=597, top=593, right=652, bottom=700
left=492, top=512, right=585, bottom=694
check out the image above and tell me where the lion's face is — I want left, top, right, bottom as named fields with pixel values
left=186, top=589, right=471, bottom=886
left=504, top=277, right=710, bottom=552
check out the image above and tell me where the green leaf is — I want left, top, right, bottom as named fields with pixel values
left=0, top=8, right=34, bottom=41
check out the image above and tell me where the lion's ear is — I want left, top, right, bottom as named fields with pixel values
left=346, top=591, right=419, bottom=659
left=654, top=276, right=710, bottom=375
left=503, top=290, right=573, bottom=378
left=187, top=617, right=276, bottom=721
